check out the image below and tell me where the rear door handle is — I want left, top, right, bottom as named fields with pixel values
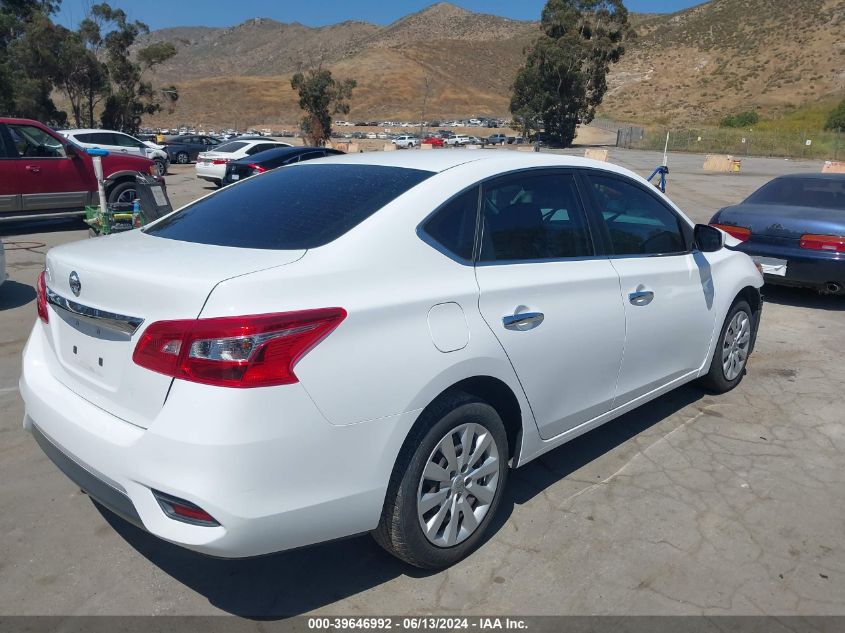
left=25, top=165, right=41, bottom=173
left=503, top=312, right=544, bottom=331
left=629, top=290, right=655, bottom=306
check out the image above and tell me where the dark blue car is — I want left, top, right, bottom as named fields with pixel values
left=710, top=174, right=845, bottom=295
left=221, top=146, right=344, bottom=186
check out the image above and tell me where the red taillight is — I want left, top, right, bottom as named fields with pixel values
left=711, top=223, right=751, bottom=242
left=247, top=163, right=267, bottom=174
left=799, top=234, right=845, bottom=253
left=132, top=309, right=346, bottom=388
left=36, top=270, right=49, bottom=323
left=211, top=158, right=230, bottom=165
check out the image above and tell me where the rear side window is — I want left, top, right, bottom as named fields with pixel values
left=422, top=187, right=479, bottom=261
left=145, top=164, right=433, bottom=249
left=480, top=172, right=593, bottom=261
left=215, top=141, right=247, bottom=153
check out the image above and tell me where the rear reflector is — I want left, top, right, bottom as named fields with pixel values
left=799, top=234, right=845, bottom=253
left=711, top=223, right=751, bottom=242
left=152, top=490, right=219, bottom=527
left=133, top=308, right=346, bottom=388
left=36, top=270, right=49, bottom=323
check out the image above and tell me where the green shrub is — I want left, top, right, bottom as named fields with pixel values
left=720, top=111, right=760, bottom=128
left=824, top=98, right=845, bottom=131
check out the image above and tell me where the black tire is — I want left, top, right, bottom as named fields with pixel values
left=373, top=391, right=508, bottom=569
left=698, top=299, right=753, bottom=393
left=176, top=151, right=189, bottom=164
left=106, top=180, right=137, bottom=205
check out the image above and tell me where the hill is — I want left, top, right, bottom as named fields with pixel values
left=140, top=0, right=845, bottom=129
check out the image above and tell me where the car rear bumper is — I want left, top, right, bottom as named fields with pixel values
left=735, top=242, right=845, bottom=290
left=20, top=324, right=412, bottom=558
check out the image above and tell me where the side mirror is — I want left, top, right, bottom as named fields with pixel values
left=694, top=224, right=725, bottom=252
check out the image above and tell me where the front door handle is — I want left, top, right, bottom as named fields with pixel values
left=25, top=165, right=41, bottom=173
left=503, top=312, right=544, bottom=331
left=629, top=290, right=655, bottom=306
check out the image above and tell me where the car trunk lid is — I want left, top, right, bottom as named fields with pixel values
left=43, top=230, right=305, bottom=428
left=718, top=203, right=845, bottom=242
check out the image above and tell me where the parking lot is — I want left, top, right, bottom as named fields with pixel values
left=1, top=146, right=843, bottom=618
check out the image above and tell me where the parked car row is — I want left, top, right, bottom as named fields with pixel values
left=195, top=139, right=292, bottom=187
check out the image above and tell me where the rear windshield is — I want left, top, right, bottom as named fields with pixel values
left=214, top=141, right=248, bottom=153
left=145, top=163, right=433, bottom=249
left=745, top=178, right=845, bottom=210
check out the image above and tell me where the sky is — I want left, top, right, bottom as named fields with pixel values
left=56, top=0, right=703, bottom=31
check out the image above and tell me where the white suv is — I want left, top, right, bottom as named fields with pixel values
left=445, top=134, right=471, bottom=146
left=59, top=129, right=170, bottom=176
left=22, top=152, right=762, bottom=569
left=392, top=135, right=419, bottom=148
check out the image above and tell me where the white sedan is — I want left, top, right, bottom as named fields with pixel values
left=21, top=152, right=762, bottom=569
left=195, top=139, right=291, bottom=186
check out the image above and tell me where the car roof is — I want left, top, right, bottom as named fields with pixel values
left=233, top=146, right=336, bottom=162
left=308, top=148, right=641, bottom=178
left=774, top=173, right=845, bottom=181
left=58, top=129, right=132, bottom=135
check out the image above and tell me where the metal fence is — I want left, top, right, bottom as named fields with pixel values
left=617, top=126, right=845, bottom=161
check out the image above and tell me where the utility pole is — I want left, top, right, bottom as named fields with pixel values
left=418, top=76, right=431, bottom=146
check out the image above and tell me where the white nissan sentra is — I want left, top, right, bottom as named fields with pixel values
left=21, top=151, right=763, bottom=569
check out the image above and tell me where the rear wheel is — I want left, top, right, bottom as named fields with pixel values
left=699, top=299, right=753, bottom=393
left=373, top=392, right=508, bottom=569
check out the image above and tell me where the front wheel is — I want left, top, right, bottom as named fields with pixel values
left=373, top=392, right=508, bottom=569
left=175, top=151, right=189, bottom=164
left=699, top=299, right=753, bottom=393
left=107, top=180, right=137, bottom=205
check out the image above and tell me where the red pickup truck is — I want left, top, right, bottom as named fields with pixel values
left=0, top=117, right=163, bottom=221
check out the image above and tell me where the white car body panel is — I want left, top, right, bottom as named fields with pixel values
left=20, top=150, right=763, bottom=557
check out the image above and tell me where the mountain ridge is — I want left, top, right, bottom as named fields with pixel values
left=140, top=0, right=845, bottom=128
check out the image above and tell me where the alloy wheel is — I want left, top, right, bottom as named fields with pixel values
left=722, top=310, right=751, bottom=381
left=417, top=422, right=500, bottom=547
left=116, top=188, right=138, bottom=204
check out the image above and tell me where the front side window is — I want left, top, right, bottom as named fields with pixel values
left=7, top=125, right=67, bottom=158
left=114, top=133, right=142, bottom=148
left=145, top=164, right=433, bottom=249
left=422, top=186, right=479, bottom=261
left=480, top=172, right=592, bottom=262
left=588, top=174, right=688, bottom=256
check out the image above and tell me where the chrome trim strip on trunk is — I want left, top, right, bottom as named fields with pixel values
left=46, top=287, right=144, bottom=338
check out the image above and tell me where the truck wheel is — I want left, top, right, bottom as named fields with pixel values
left=107, top=181, right=137, bottom=205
